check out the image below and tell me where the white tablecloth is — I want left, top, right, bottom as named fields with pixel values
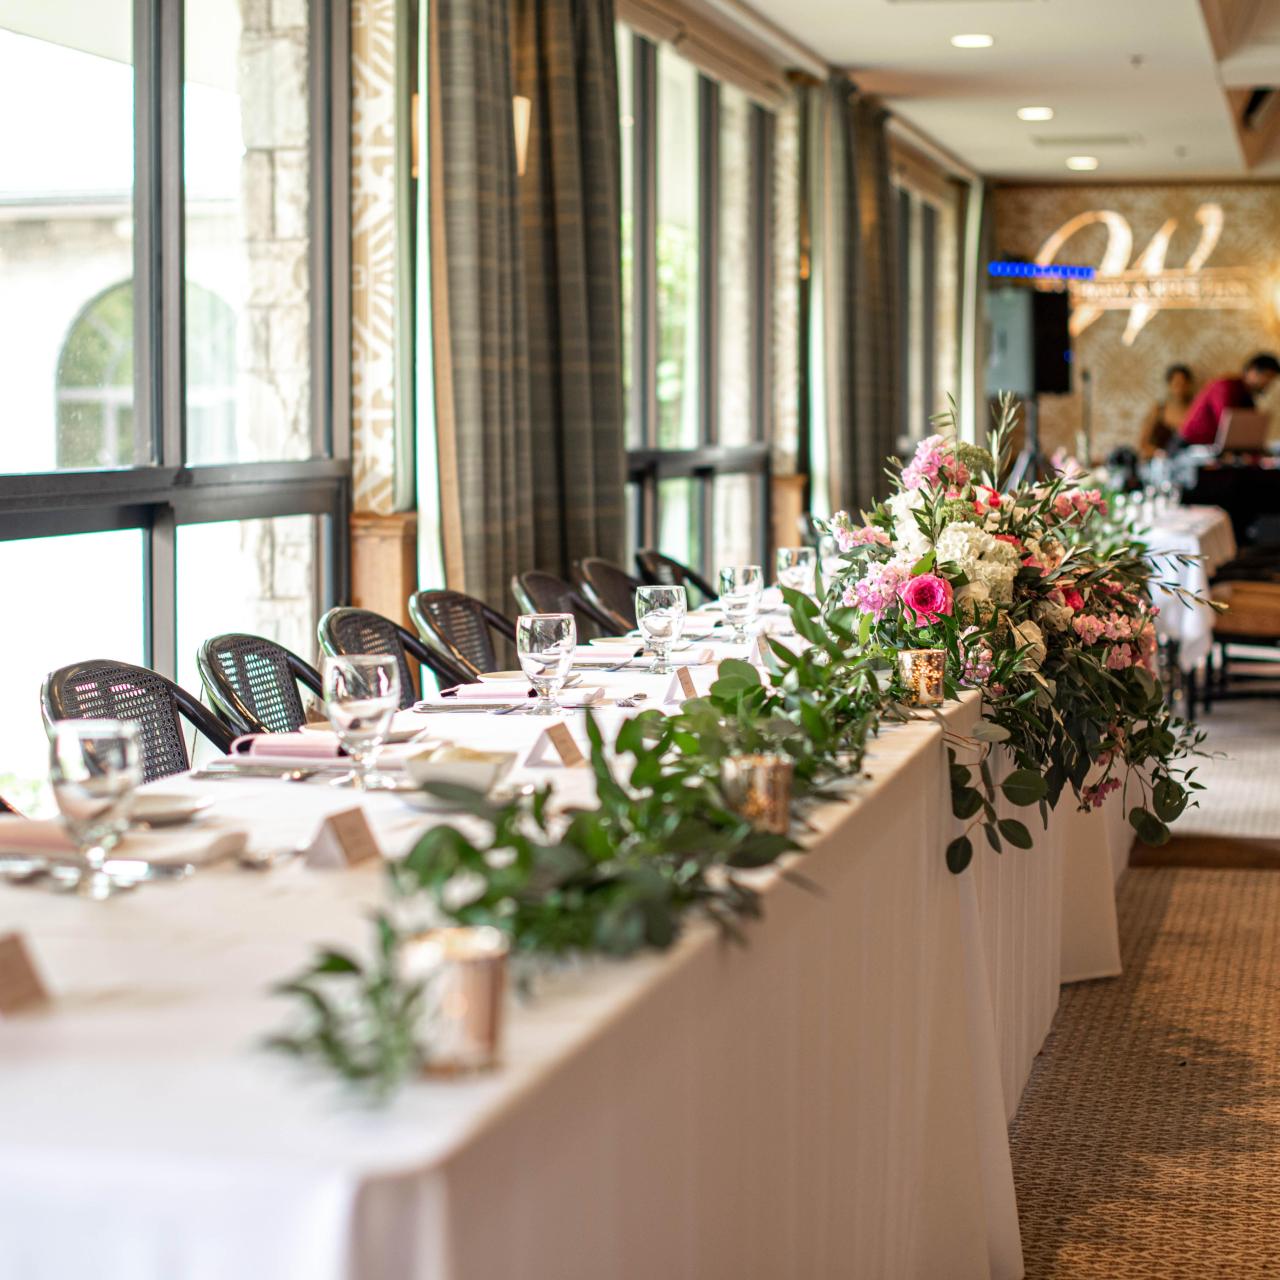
left=0, top=637, right=1126, bottom=1278
left=1147, top=505, right=1237, bottom=670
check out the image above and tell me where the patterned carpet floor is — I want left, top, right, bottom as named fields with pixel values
left=1010, top=695, right=1280, bottom=1277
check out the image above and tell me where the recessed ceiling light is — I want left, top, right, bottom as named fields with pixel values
left=1066, top=155, right=1099, bottom=171
left=1017, top=106, right=1054, bottom=122
left=950, top=33, right=994, bottom=49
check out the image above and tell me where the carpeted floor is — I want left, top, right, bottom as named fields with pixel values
left=1010, top=867, right=1280, bottom=1277
left=1010, top=691, right=1280, bottom=1277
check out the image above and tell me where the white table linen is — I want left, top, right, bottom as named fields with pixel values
left=1146, top=505, right=1236, bottom=670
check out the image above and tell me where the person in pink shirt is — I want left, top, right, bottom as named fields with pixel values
left=1179, top=352, right=1280, bottom=445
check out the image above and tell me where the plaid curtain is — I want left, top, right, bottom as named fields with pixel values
left=513, top=0, right=626, bottom=578
left=809, top=75, right=902, bottom=516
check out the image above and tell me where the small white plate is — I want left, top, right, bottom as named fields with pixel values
left=132, top=794, right=214, bottom=828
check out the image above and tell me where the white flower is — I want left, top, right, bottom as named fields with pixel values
left=886, top=489, right=933, bottom=562
left=1010, top=619, right=1047, bottom=669
left=955, top=581, right=992, bottom=605
left=934, top=522, right=1019, bottom=604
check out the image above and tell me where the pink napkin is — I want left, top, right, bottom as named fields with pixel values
left=441, top=681, right=533, bottom=700
left=230, top=733, right=345, bottom=759
left=0, top=817, right=74, bottom=854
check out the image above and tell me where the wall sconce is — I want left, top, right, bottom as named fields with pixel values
left=513, top=95, right=531, bottom=177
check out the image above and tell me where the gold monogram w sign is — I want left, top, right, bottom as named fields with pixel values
left=1034, top=203, right=1259, bottom=346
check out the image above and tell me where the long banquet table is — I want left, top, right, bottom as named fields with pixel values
left=0, top=635, right=1130, bottom=1279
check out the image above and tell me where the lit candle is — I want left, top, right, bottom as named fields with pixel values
left=720, top=754, right=793, bottom=835
left=897, top=648, right=947, bottom=706
left=402, top=926, right=509, bottom=1075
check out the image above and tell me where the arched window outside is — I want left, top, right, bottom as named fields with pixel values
left=55, top=280, right=236, bottom=468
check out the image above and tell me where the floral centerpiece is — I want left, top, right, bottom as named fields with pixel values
left=822, top=396, right=1203, bottom=870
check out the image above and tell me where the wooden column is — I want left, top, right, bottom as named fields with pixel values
left=771, top=473, right=808, bottom=553
left=350, top=512, right=419, bottom=629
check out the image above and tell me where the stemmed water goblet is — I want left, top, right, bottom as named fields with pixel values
left=719, top=564, right=764, bottom=643
left=49, top=719, right=142, bottom=899
left=635, top=585, right=687, bottom=675
left=516, top=613, right=577, bottom=715
left=776, top=546, right=817, bottom=594
left=323, top=654, right=401, bottom=789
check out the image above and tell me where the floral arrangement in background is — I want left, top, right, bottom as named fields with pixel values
left=821, top=394, right=1204, bottom=870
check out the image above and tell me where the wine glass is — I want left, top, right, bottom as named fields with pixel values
left=49, top=720, right=142, bottom=900
left=635, top=585, right=687, bottom=675
left=323, top=654, right=401, bottom=789
left=719, top=565, right=764, bottom=643
left=776, top=546, right=817, bottom=594
left=516, top=613, right=577, bottom=715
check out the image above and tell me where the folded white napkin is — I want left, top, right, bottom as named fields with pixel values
left=440, top=680, right=533, bottom=700
left=0, top=816, right=248, bottom=867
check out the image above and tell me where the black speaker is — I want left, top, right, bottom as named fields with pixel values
left=986, top=285, right=1072, bottom=397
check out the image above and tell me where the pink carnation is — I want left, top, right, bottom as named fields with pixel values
left=899, top=573, right=954, bottom=626
left=1073, top=614, right=1106, bottom=645
left=850, top=525, right=890, bottom=547
left=1106, top=643, right=1134, bottom=671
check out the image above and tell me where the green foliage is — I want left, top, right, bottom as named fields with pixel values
left=265, top=912, right=428, bottom=1100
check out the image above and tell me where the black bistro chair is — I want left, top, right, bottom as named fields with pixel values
left=511, top=570, right=618, bottom=640
left=409, top=589, right=517, bottom=682
left=318, top=607, right=470, bottom=705
left=198, top=633, right=323, bottom=737
left=635, top=549, right=716, bottom=606
left=573, top=557, right=641, bottom=632
left=42, top=660, right=236, bottom=783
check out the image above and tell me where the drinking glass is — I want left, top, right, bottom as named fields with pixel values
left=776, top=546, right=817, bottom=594
left=516, top=613, right=577, bottom=715
left=323, top=654, right=401, bottom=789
left=635, top=585, right=687, bottom=675
left=719, top=565, right=764, bottom=642
left=49, top=719, right=142, bottom=900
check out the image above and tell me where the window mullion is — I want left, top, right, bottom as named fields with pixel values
left=133, top=0, right=161, bottom=470
left=636, top=36, right=658, bottom=547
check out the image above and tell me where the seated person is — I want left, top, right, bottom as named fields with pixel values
left=1179, top=352, right=1280, bottom=446
left=1139, top=363, right=1195, bottom=458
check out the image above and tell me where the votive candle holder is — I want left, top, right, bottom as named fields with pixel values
left=897, top=648, right=946, bottom=706
left=402, top=925, right=509, bottom=1075
left=720, top=753, right=794, bottom=835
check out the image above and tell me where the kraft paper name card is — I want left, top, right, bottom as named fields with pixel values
left=305, top=807, right=382, bottom=870
left=676, top=666, right=697, bottom=700
left=0, top=932, right=49, bottom=1016
left=527, top=722, right=587, bottom=768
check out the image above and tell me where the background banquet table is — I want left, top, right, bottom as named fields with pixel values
left=0, top=639, right=1127, bottom=1279
left=1146, top=504, right=1237, bottom=671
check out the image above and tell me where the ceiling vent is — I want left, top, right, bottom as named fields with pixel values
left=1030, top=134, right=1144, bottom=149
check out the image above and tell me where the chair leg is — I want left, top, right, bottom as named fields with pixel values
left=1203, top=652, right=1214, bottom=713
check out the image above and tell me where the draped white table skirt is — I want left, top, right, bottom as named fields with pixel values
left=0, top=689, right=1131, bottom=1279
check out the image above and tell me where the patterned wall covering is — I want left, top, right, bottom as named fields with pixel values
left=993, top=182, right=1280, bottom=460
left=350, top=0, right=399, bottom=515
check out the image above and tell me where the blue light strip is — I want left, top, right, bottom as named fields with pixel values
left=988, top=261, right=1096, bottom=281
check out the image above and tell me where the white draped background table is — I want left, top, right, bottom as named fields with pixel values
left=0, top=652, right=1133, bottom=1277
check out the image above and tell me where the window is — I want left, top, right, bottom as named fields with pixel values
left=618, top=25, right=772, bottom=579
left=0, top=1, right=349, bottom=809
left=894, top=167, right=961, bottom=444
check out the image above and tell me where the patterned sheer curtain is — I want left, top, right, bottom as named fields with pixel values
left=807, top=75, right=902, bottom=516
left=420, top=0, right=625, bottom=611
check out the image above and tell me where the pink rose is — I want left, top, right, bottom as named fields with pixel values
left=993, top=534, right=1022, bottom=549
left=899, top=573, right=954, bottom=626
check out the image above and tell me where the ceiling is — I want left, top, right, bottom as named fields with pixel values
left=742, top=0, right=1280, bottom=181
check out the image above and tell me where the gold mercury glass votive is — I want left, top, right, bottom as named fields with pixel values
left=721, top=754, right=794, bottom=835
left=402, top=925, right=509, bottom=1075
left=897, top=648, right=947, bottom=706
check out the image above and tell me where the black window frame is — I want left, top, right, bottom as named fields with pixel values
left=0, top=0, right=351, bottom=680
left=619, top=27, right=772, bottom=579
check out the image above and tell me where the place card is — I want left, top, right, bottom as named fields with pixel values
left=676, top=666, right=697, bottom=700
left=0, top=933, right=49, bottom=1015
left=527, top=722, right=587, bottom=768
left=304, top=807, right=382, bottom=870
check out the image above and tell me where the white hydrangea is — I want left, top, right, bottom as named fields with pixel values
left=934, top=521, right=1020, bottom=603
left=886, top=488, right=933, bottom=562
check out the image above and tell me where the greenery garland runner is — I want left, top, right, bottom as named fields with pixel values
left=267, top=395, right=1212, bottom=1094
left=818, top=393, right=1206, bottom=872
